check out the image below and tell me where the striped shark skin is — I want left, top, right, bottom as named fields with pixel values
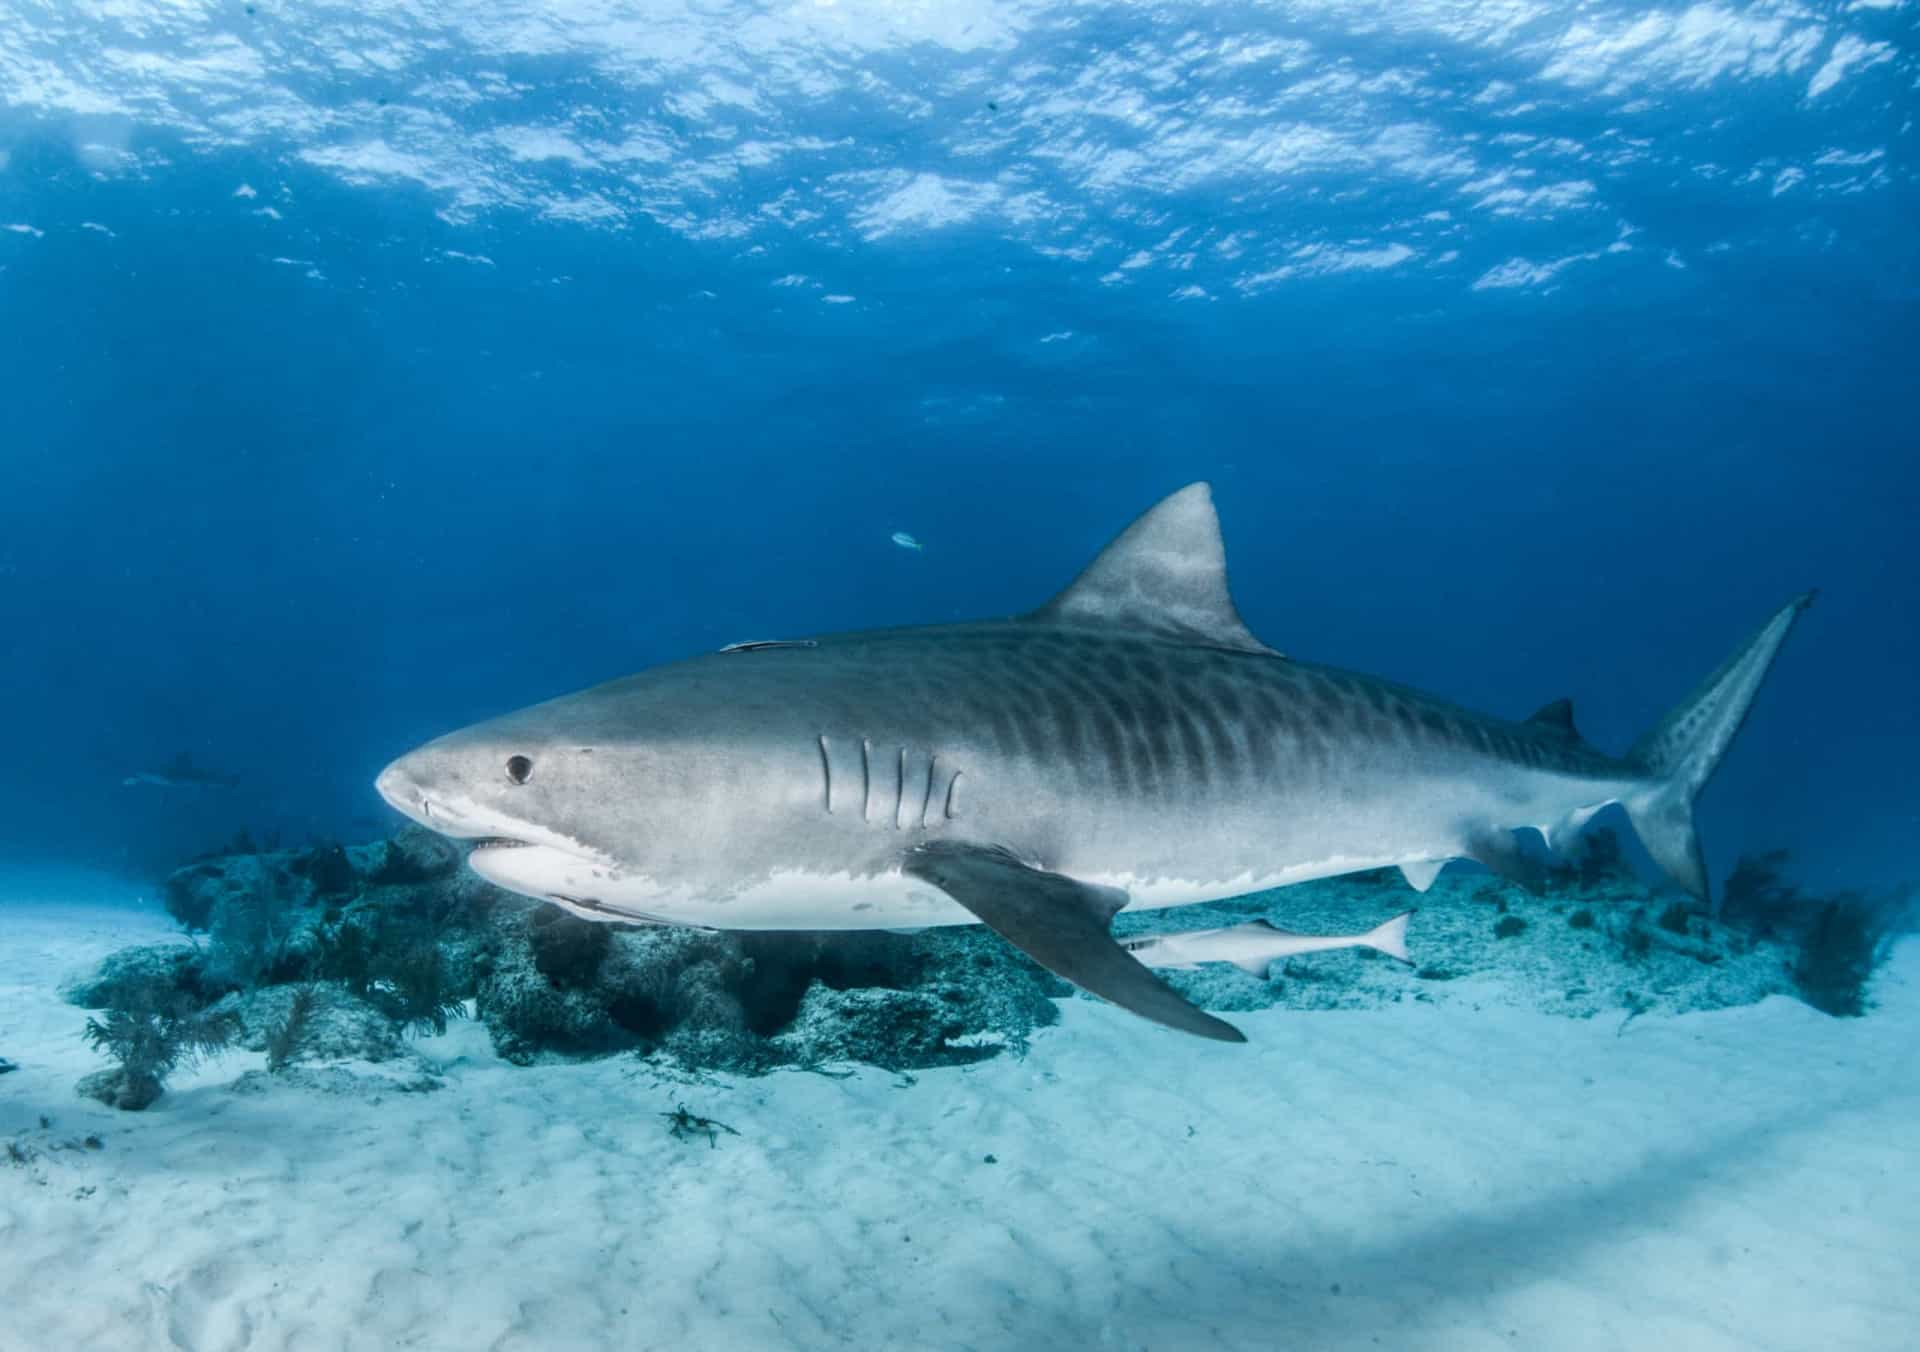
left=377, top=484, right=1811, bottom=1042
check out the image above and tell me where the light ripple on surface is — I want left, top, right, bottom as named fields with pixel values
left=0, top=1, right=1905, bottom=295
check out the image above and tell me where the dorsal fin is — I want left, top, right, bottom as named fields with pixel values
left=1525, top=698, right=1579, bottom=737
left=1026, top=483, right=1281, bottom=656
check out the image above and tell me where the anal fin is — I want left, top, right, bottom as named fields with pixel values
left=903, top=841, right=1246, bottom=1043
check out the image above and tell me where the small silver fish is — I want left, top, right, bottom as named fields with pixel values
left=890, top=531, right=924, bottom=551
left=1123, top=912, right=1413, bottom=976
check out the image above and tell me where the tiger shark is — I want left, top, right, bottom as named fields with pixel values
left=376, top=484, right=1810, bottom=1041
left=123, top=751, right=241, bottom=789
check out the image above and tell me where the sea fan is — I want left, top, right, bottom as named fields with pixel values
left=80, top=984, right=239, bottom=1110
left=263, top=984, right=322, bottom=1072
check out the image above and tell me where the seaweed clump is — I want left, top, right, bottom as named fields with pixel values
left=1793, top=892, right=1905, bottom=1018
left=1719, top=850, right=1802, bottom=940
left=1558, top=827, right=1635, bottom=894
left=291, top=841, right=357, bottom=900
left=313, top=911, right=465, bottom=1037
left=661, top=1103, right=740, bottom=1149
left=1720, top=849, right=1913, bottom=1017
left=78, top=978, right=239, bottom=1110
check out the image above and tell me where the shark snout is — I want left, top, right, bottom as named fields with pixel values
left=375, top=758, right=434, bottom=829
left=374, top=750, right=546, bottom=847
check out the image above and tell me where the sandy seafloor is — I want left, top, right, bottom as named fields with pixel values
left=3, top=870, right=1916, bottom=1352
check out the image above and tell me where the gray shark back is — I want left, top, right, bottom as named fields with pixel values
left=664, top=619, right=1642, bottom=894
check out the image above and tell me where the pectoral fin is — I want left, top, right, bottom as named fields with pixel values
left=902, top=841, right=1246, bottom=1043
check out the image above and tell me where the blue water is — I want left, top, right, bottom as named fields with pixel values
left=0, top=2, right=1913, bottom=896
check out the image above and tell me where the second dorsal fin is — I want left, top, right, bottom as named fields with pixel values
left=1026, top=483, right=1281, bottom=656
left=1525, top=698, right=1579, bottom=738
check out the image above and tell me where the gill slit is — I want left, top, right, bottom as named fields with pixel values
left=919, top=755, right=937, bottom=828
left=894, top=746, right=907, bottom=830
left=860, top=738, right=872, bottom=823
left=817, top=734, right=833, bottom=814
left=944, top=770, right=963, bottom=820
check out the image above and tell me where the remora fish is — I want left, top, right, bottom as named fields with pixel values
left=377, top=483, right=1811, bottom=1042
left=123, top=751, right=240, bottom=789
left=1123, top=912, right=1413, bottom=975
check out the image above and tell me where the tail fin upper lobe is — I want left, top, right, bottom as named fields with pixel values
left=1624, top=591, right=1816, bottom=907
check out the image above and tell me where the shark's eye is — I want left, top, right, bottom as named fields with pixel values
left=505, top=755, right=533, bottom=785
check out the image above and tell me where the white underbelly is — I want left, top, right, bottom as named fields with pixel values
left=545, top=852, right=1418, bottom=931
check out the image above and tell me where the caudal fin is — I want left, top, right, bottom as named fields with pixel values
left=1362, top=911, right=1414, bottom=964
left=1624, top=591, right=1816, bottom=906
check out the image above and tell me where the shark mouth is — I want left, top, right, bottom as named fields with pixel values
left=543, top=893, right=700, bottom=928
left=468, top=837, right=660, bottom=920
left=469, top=837, right=535, bottom=855
left=462, top=830, right=617, bottom=871
left=464, top=837, right=600, bottom=887
left=460, top=836, right=682, bottom=926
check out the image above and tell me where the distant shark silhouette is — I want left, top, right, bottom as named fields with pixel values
left=123, top=751, right=240, bottom=789
left=378, top=483, right=1811, bottom=1042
